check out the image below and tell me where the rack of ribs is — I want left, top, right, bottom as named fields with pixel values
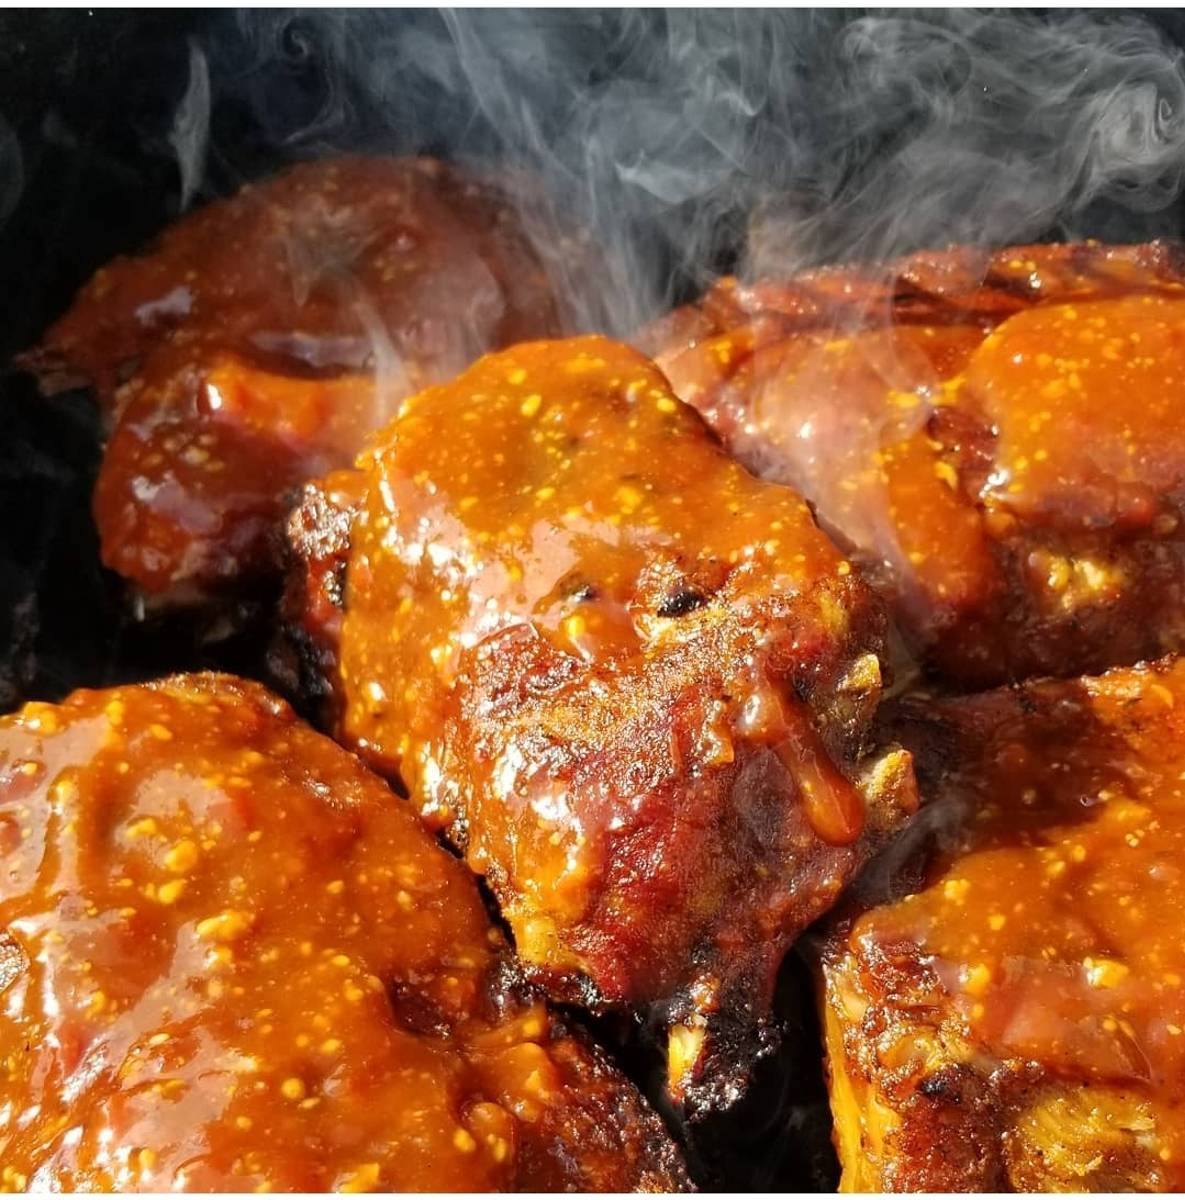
left=0, top=672, right=687, bottom=1191
left=820, top=656, right=1185, bottom=1190
left=278, top=333, right=919, bottom=1114
left=19, top=156, right=576, bottom=614
left=645, top=241, right=1185, bottom=688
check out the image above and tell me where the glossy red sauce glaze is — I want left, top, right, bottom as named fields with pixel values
left=0, top=674, right=686, bottom=1192
left=843, top=657, right=1185, bottom=1185
left=968, top=293, right=1185, bottom=525
left=647, top=241, right=1185, bottom=686
left=92, top=357, right=377, bottom=595
left=23, top=156, right=573, bottom=601
left=303, top=335, right=918, bottom=1111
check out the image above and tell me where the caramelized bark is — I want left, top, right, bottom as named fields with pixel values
left=289, top=334, right=918, bottom=1112
left=0, top=674, right=687, bottom=1192
left=21, top=156, right=570, bottom=603
left=821, top=657, right=1185, bottom=1191
left=647, top=240, right=1185, bottom=686
left=273, top=470, right=366, bottom=728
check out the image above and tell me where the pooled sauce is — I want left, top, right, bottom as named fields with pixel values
left=332, top=335, right=916, bottom=1109
left=967, top=294, right=1185, bottom=527
left=340, top=334, right=861, bottom=838
left=0, top=674, right=685, bottom=1192
left=25, top=157, right=572, bottom=599
left=650, top=242, right=1185, bottom=685
left=853, top=657, right=1185, bottom=1184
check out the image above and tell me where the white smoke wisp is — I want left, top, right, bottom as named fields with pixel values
left=349, top=290, right=411, bottom=432
left=746, top=11, right=1185, bottom=278
left=168, top=40, right=211, bottom=212
left=191, top=10, right=1185, bottom=333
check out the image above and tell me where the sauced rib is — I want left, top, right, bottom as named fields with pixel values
left=646, top=241, right=1185, bottom=687
left=279, top=334, right=919, bottom=1114
left=820, top=656, right=1185, bottom=1192
left=0, top=673, right=687, bottom=1192
left=19, top=156, right=574, bottom=606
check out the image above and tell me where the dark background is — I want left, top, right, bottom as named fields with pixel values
left=4, top=9, right=1185, bottom=1189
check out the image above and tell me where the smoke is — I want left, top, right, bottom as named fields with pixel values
left=169, top=40, right=211, bottom=211
left=746, top=11, right=1185, bottom=275
left=183, top=9, right=1185, bottom=335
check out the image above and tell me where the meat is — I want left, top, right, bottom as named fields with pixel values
left=820, top=656, right=1185, bottom=1191
left=20, top=156, right=574, bottom=608
left=274, top=468, right=366, bottom=727
left=280, top=334, right=919, bottom=1113
left=0, top=672, right=687, bottom=1191
left=646, top=241, right=1185, bottom=687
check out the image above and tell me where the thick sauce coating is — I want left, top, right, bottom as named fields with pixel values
left=0, top=674, right=686, bottom=1191
left=969, top=294, right=1185, bottom=523
left=22, top=156, right=571, bottom=601
left=824, top=657, right=1185, bottom=1190
left=648, top=241, right=1185, bottom=686
left=319, top=335, right=918, bottom=1111
left=92, top=358, right=377, bottom=596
